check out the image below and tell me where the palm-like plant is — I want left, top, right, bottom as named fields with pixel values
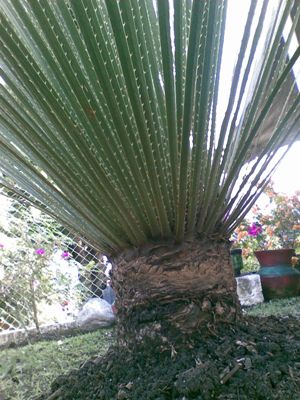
left=1, top=0, right=300, bottom=343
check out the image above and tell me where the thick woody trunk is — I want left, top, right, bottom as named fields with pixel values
left=45, top=240, right=300, bottom=400
left=112, top=238, right=240, bottom=348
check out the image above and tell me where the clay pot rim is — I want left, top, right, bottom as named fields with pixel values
left=254, top=248, right=295, bottom=256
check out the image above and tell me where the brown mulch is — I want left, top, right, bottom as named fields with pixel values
left=41, top=316, right=300, bottom=400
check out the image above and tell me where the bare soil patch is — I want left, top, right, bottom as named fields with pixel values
left=42, top=316, right=300, bottom=399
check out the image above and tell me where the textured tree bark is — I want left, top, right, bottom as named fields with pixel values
left=112, top=238, right=240, bottom=348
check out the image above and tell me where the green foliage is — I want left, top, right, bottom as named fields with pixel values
left=0, top=240, right=55, bottom=330
left=263, top=185, right=300, bottom=249
left=0, top=1, right=299, bottom=253
left=0, top=196, right=73, bottom=330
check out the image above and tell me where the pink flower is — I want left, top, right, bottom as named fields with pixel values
left=247, top=223, right=262, bottom=237
left=35, top=248, right=45, bottom=255
left=61, top=251, right=70, bottom=259
left=0, top=243, right=4, bottom=249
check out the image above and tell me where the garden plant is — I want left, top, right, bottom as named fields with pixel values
left=0, top=0, right=300, bottom=399
left=233, top=183, right=300, bottom=272
left=0, top=195, right=78, bottom=331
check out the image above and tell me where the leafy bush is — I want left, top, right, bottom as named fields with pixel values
left=232, top=183, right=300, bottom=272
left=0, top=195, right=74, bottom=330
left=0, top=193, right=110, bottom=331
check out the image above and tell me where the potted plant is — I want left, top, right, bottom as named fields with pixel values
left=247, top=222, right=300, bottom=300
left=233, top=185, right=300, bottom=300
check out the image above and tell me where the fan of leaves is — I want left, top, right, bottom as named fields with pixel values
left=0, top=0, right=299, bottom=254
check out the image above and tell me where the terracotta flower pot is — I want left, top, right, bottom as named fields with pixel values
left=254, top=249, right=300, bottom=300
left=255, top=249, right=295, bottom=266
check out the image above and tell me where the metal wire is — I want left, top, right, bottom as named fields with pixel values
left=0, top=191, right=109, bottom=332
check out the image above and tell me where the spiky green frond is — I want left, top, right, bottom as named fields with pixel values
left=0, top=0, right=299, bottom=254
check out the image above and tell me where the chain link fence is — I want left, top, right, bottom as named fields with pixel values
left=0, top=190, right=110, bottom=334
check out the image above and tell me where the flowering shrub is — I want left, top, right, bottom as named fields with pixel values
left=247, top=223, right=263, bottom=237
left=0, top=238, right=57, bottom=331
left=0, top=196, right=76, bottom=331
left=233, top=183, right=300, bottom=272
left=0, top=193, right=108, bottom=331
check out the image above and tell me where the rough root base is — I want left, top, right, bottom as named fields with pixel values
left=112, top=239, right=240, bottom=346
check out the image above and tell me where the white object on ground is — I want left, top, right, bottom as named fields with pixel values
left=75, top=298, right=115, bottom=328
left=236, top=274, right=264, bottom=306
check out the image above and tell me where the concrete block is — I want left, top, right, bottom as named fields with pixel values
left=236, top=273, right=264, bottom=306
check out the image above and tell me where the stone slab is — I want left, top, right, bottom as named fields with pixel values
left=236, top=273, right=264, bottom=306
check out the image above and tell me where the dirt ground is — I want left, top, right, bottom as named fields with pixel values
left=41, top=316, right=300, bottom=400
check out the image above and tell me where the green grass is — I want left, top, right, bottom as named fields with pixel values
left=245, top=296, right=300, bottom=318
left=0, top=328, right=113, bottom=400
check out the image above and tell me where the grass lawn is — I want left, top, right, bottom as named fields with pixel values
left=1, top=297, right=300, bottom=400
left=245, top=295, right=300, bottom=318
left=0, top=329, right=113, bottom=400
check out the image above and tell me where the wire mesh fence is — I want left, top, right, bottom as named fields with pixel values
left=0, top=190, right=110, bottom=334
